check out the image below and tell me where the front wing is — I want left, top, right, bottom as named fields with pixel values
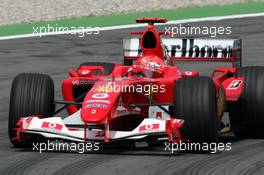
left=14, top=114, right=184, bottom=143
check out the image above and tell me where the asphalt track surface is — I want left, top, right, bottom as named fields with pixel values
left=1, top=16, right=264, bottom=175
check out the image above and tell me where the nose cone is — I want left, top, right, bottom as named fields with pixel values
left=81, top=83, right=120, bottom=123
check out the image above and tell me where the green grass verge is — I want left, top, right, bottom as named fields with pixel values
left=1, top=2, right=264, bottom=36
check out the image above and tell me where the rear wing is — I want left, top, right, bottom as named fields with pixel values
left=123, top=38, right=242, bottom=67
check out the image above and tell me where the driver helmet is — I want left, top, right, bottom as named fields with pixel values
left=133, top=55, right=165, bottom=78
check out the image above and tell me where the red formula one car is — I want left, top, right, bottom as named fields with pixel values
left=9, top=17, right=264, bottom=149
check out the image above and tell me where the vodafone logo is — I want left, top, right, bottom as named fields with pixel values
left=42, top=122, right=63, bottom=131
left=145, top=124, right=154, bottom=130
left=48, top=123, right=57, bottom=128
left=139, top=123, right=160, bottom=132
left=185, top=71, right=193, bottom=75
left=82, top=70, right=90, bottom=75
left=142, top=58, right=147, bottom=64
left=92, top=93, right=109, bottom=99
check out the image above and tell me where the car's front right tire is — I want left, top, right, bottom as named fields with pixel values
left=174, top=77, right=219, bottom=145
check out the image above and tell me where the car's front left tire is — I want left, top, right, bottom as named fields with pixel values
left=9, top=73, right=55, bottom=148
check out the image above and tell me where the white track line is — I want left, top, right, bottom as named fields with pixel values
left=1, top=12, right=264, bottom=41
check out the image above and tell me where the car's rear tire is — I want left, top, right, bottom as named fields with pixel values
left=229, top=66, right=264, bottom=138
left=174, top=77, right=219, bottom=144
left=9, top=73, right=55, bottom=148
left=79, top=62, right=115, bottom=75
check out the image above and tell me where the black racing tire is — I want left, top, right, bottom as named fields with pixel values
left=9, top=73, right=55, bottom=148
left=229, top=66, right=264, bottom=138
left=79, top=62, right=115, bottom=75
left=174, top=77, right=219, bottom=144
left=124, top=59, right=133, bottom=66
